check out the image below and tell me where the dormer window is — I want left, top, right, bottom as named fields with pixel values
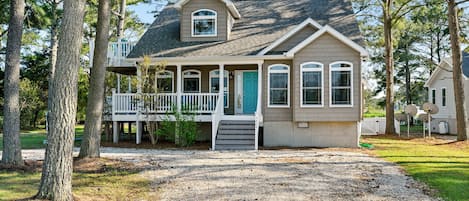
left=192, top=9, right=217, bottom=37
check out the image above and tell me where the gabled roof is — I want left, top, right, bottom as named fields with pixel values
left=127, top=0, right=364, bottom=59
left=174, top=0, right=241, bottom=19
left=425, top=52, right=469, bottom=87
left=257, top=18, right=323, bottom=55
left=285, top=25, right=368, bottom=57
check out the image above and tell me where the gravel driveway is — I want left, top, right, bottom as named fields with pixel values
left=4, top=148, right=437, bottom=201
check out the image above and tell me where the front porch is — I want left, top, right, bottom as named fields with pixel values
left=107, top=59, right=264, bottom=150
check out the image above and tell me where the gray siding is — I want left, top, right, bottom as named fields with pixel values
left=181, top=0, right=229, bottom=42
left=263, top=121, right=360, bottom=147
left=262, top=60, right=294, bottom=121
left=292, top=33, right=362, bottom=122
left=270, top=26, right=318, bottom=54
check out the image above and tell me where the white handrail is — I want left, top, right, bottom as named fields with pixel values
left=254, top=92, right=263, bottom=151
left=112, top=93, right=219, bottom=114
left=211, top=95, right=224, bottom=150
left=106, top=41, right=136, bottom=66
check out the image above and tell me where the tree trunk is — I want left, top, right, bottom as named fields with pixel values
left=430, top=33, right=435, bottom=74
left=47, top=0, right=60, bottom=129
left=79, top=0, right=111, bottom=158
left=2, top=0, right=25, bottom=166
left=447, top=0, right=468, bottom=141
left=35, top=0, right=86, bottom=200
left=405, top=45, right=411, bottom=105
left=116, top=0, right=126, bottom=39
left=384, top=0, right=396, bottom=135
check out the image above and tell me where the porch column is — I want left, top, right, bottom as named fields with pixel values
left=113, top=121, right=119, bottom=143
left=176, top=64, right=182, bottom=112
left=257, top=62, right=263, bottom=111
left=117, top=74, right=121, bottom=93
left=136, top=65, right=142, bottom=144
left=219, top=64, right=224, bottom=115
left=127, top=76, right=132, bottom=93
left=136, top=121, right=142, bottom=144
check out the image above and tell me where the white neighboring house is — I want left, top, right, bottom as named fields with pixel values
left=424, top=51, right=469, bottom=134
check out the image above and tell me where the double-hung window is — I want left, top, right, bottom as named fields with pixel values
left=330, top=62, right=353, bottom=107
left=156, top=71, right=174, bottom=93
left=268, top=64, right=290, bottom=107
left=183, top=70, right=201, bottom=93
left=192, top=9, right=217, bottom=37
left=301, top=62, right=323, bottom=107
left=431, top=89, right=436, bottom=104
left=210, top=70, right=229, bottom=108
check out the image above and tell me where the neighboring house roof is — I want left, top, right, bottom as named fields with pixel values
left=127, top=0, right=364, bottom=59
left=425, top=51, right=469, bottom=87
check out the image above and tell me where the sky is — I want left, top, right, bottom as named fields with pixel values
left=128, top=1, right=168, bottom=24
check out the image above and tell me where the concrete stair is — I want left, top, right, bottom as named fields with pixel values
left=215, top=120, right=255, bottom=150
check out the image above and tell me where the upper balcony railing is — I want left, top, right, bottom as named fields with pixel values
left=89, top=40, right=137, bottom=67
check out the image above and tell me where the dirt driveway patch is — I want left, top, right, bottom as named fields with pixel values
left=7, top=148, right=437, bottom=201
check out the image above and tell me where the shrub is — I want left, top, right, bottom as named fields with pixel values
left=157, top=107, right=199, bottom=147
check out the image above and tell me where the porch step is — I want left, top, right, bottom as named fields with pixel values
left=215, top=144, right=255, bottom=150
left=215, top=120, right=256, bottom=151
left=219, top=124, right=255, bottom=130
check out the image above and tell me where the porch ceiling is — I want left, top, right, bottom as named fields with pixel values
left=107, top=67, right=136, bottom=75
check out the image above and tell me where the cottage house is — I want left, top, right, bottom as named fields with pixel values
left=104, top=0, right=368, bottom=150
left=424, top=52, right=469, bottom=134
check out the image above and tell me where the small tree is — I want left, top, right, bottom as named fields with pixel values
left=137, top=56, right=165, bottom=144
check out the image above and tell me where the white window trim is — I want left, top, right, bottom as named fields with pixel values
left=191, top=9, right=217, bottom=37
left=156, top=70, right=174, bottom=93
left=182, top=69, right=201, bottom=93
left=431, top=88, right=436, bottom=105
left=441, top=87, right=447, bottom=108
left=300, top=62, right=324, bottom=108
left=209, top=70, right=230, bottom=108
left=267, top=64, right=290, bottom=108
left=329, top=61, right=353, bottom=108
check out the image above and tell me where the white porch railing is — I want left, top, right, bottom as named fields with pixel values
left=112, top=92, right=219, bottom=115
left=90, top=40, right=136, bottom=67
left=211, top=95, right=224, bottom=150
left=181, top=93, right=219, bottom=113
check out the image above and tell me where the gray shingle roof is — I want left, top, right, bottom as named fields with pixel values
left=127, top=0, right=363, bottom=58
left=463, top=51, right=469, bottom=77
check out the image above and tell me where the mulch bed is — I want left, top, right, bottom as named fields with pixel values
left=101, top=140, right=211, bottom=150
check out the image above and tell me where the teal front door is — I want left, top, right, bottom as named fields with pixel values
left=242, top=72, right=258, bottom=114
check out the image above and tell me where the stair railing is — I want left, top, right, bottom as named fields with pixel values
left=211, top=94, right=223, bottom=150
left=254, top=98, right=263, bottom=151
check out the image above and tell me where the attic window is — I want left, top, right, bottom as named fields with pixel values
left=192, top=9, right=217, bottom=37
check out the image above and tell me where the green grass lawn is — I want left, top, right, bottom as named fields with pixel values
left=400, top=124, right=425, bottom=133
left=364, top=109, right=386, bottom=118
left=362, top=135, right=469, bottom=201
left=0, top=159, right=155, bottom=200
left=0, top=125, right=84, bottom=149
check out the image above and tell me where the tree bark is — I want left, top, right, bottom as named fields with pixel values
left=405, top=44, right=411, bottom=105
left=384, top=0, right=396, bottom=134
left=35, top=0, right=86, bottom=200
left=47, top=0, right=60, bottom=121
left=447, top=0, right=468, bottom=141
left=2, top=0, right=25, bottom=166
left=79, top=0, right=112, bottom=158
left=116, top=0, right=126, bottom=39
